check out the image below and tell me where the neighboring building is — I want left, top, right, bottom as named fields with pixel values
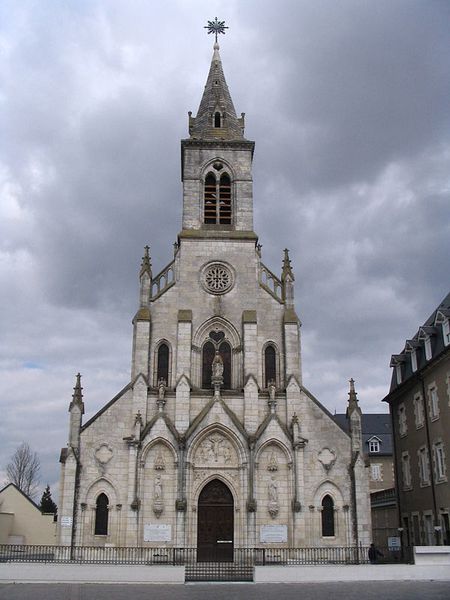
left=0, top=483, right=56, bottom=545
left=333, top=412, right=394, bottom=493
left=383, top=292, right=450, bottom=546
left=333, top=406, right=397, bottom=548
left=58, top=40, right=371, bottom=554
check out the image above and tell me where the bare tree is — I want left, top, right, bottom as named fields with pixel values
left=6, top=442, right=41, bottom=499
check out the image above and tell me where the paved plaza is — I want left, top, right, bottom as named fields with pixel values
left=1, top=581, right=450, bottom=600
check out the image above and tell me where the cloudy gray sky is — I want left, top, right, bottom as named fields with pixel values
left=1, top=0, right=449, bottom=501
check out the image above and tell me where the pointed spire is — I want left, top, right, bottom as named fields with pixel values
left=69, top=372, right=84, bottom=416
left=139, top=245, right=152, bottom=279
left=72, top=373, right=84, bottom=409
left=346, top=378, right=361, bottom=417
left=188, top=42, right=245, bottom=141
left=281, top=249, right=295, bottom=282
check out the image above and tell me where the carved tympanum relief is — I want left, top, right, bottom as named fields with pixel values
left=194, top=434, right=237, bottom=467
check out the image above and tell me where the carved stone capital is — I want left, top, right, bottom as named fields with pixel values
left=175, top=498, right=187, bottom=512
left=130, top=498, right=141, bottom=511
left=246, top=498, right=257, bottom=512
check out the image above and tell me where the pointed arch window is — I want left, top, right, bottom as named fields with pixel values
left=157, top=343, right=169, bottom=384
left=214, top=112, right=221, bottom=128
left=204, top=172, right=232, bottom=225
left=202, top=339, right=232, bottom=389
left=94, top=493, right=109, bottom=536
left=264, top=345, right=277, bottom=387
left=321, top=495, right=335, bottom=537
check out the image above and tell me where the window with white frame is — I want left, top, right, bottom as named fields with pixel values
left=414, top=393, right=425, bottom=428
left=418, top=447, right=430, bottom=486
left=398, top=404, right=407, bottom=436
left=424, top=336, right=432, bottom=360
left=368, top=438, right=380, bottom=453
left=442, top=319, right=450, bottom=347
left=401, top=452, right=412, bottom=489
left=428, top=385, right=439, bottom=420
left=411, top=349, right=418, bottom=372
left=434, top=442, right=446, bottom=482
left=371, top=464, right=382, bottom=481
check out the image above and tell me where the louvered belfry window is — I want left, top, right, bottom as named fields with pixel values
left=204, top=172, right=232, bottom=225
left=204, top=173, right=217, bottom=224
left=219, top=174, right=231, bottom=224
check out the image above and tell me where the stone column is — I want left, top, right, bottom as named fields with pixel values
left=175, top=439, right=187, bottom=546
left=126, top=441, right=140, bottom=546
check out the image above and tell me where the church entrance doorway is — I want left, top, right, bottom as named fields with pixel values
left=197, top=479, right=234, bottom=562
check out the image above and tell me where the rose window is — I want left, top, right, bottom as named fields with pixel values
left=202, top=262, right=234, bottom=295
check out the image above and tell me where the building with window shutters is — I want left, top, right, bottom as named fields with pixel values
left=383, top=292, right=450, bottom=546
left=57, top=41, right=371, bottom=553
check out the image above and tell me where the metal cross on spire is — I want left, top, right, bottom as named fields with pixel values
left=204, top=17, right=229, bottom=43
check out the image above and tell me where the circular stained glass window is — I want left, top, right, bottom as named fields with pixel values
left=202, top=262, right=234, bottom=295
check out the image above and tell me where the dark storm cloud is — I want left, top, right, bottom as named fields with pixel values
left=1, top=0, right=449, bottom=496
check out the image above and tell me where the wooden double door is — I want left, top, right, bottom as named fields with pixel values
left=197, top=479, right=234, bottom=562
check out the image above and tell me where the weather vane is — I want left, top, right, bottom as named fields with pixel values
left=204, top=17, right=229, bottom=43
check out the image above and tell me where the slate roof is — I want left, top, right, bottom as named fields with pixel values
left=387, top=291, right=450, bottom=394
left=188, top=42, right=246, bottom=141
left=332, top=413, right=393, bottom=456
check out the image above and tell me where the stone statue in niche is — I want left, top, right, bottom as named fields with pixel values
left=157, top=378, right=166, bottom=412
left=212, top=351, right=224, bottom=378
left=268, top=476, right=279, bottom=519
left=152, top=474, right=164, bottom=518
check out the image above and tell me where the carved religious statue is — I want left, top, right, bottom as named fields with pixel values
left=152, top=474, right=164, bottom=518
left=212, top=351, right=224, bottom=378
left=268, top=476, right=279, bottom=519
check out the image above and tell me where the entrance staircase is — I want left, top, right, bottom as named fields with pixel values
left=185, top=561, right=254, bottom=582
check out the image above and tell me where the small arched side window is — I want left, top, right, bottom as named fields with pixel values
left=264, top=345, right=277, bottom=387
left=157, top=343, right=169, bottom=384
left=204, top=173, right=217, bottom=224
left=94, top=493, right=109, bottom=535
left=321, top=495, right=335, bottom=537
left=202, top=339, right=232, bottom=389
left=214, top=112, right=221, bottom=128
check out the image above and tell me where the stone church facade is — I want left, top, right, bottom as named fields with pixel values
left=58, top=42, right=371, bottom=553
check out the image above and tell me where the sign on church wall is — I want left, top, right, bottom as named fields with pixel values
left=60, top=516, right=73, bottom=528
left=260, top=524, right=288, bottom=543
left=144, top=523, right=172, bottom=542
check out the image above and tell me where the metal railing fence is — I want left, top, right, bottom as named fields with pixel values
left=0, top=544, right=412, bottom=566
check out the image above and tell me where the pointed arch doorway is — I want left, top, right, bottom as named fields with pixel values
left=197, top=479, right=234, bottom=562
